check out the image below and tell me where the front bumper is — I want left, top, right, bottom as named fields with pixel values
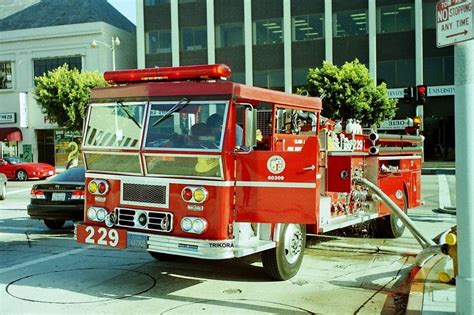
left=76, top=224, right=275, bottom=259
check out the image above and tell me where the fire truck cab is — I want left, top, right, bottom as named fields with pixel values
left=76, top=64, right=423, bottom=280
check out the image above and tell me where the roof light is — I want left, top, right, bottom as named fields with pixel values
left=104, top=64, right=232, bottom=84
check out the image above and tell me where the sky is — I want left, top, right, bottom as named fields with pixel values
left=108, top=0, right=137, bottom=25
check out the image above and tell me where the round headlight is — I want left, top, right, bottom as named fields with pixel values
left=88, top=181, right=98, bottom=194
left=181, top=217, right=193, bottom=232
left=192, top=218, right=207, bottom=234
left=193, top=188, right=207, bottom=203
left=87, top=207, right=97, bottom=221
left=96, top=208, right=107, bottom=221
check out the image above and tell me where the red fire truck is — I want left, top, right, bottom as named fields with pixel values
left=76, top=64, right=424, bottom=280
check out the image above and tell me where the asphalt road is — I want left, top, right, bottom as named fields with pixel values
left=0, top=175, right=456, bottom=314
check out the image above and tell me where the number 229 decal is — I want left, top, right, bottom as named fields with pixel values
left=77, top=225, right=126, bottom=249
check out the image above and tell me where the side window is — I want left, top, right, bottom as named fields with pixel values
left=275, top=108, right=317, bottom=135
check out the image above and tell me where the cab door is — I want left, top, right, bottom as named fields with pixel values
left=234, top=136, right=320, bottom=224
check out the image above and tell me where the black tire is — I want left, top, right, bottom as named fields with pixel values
left=372, top=191, right=407, bottom=238
left=148, top=251, right=177, bottom=261
left=261, top=224, right=306, bottom=280
left=0, top=183, right=6, bottom=200
left=44, top=219, right=65, bottom=230
left=16, top=169, right=28, bottom=181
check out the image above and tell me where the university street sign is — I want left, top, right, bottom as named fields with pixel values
left=437, top=0, right=473, bottom=47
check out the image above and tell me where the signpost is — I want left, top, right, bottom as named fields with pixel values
left=437, top=0, right=473, bottom=47
left=437, top=1, right=474, bottom=313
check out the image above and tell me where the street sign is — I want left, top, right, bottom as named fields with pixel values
left=437, top=0, right=473, bottom=47
left=378, top=119, right=413, bottom=130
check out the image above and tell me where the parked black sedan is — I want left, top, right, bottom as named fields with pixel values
left=27, top=167, right=85, bottom=229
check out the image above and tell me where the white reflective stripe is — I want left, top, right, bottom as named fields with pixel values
left=86, top=173, right=234, bottom=187
left=236, top=181, right=317, bottom=188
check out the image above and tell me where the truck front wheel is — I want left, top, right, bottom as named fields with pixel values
left=262, top=224, right=306, bottom=280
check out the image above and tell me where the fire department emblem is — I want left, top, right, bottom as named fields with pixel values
left=267, top=155, right=286, bottom=174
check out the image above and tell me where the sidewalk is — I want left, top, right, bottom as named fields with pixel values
left=407, top=254, right=456, bottom=314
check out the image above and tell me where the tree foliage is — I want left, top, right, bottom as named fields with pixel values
left=35, top=64, right=108, bottom=131
left=302, top=59, right=397, bottom=126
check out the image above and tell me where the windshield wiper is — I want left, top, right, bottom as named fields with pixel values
left=152, top=97, right=190, bottom=127
left=117, top=101, right=142, bottom=129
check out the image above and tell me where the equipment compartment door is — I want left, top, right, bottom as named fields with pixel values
left=235, top=136, right=319, bottom=224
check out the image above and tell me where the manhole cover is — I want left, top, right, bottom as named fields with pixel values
left=6, top=268, right=156, bottom=304
left=162, top=299, right=314, bottom=314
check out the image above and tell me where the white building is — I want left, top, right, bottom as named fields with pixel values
left=0, top=0, right=136, bottom=166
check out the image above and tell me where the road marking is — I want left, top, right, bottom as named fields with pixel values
left=0, top=247, right=88, bottom=275
left=438, top=174, right=452, bottom=209
left=6, top=188, right=31, bottom=196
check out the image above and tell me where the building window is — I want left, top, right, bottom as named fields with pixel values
left=145, top=0, right=170, bottom=6
left=378, top=4, right=414, bottom=33
left=293, top=14, right=324, bottom=41
left=33, top=56, right=82, bottom=80
left=216, top=23, right=244, bottom=48
left=181, top=26, right=207, bottom=51
left=424, top=56, right=454, bottom=86
left=254, top=69, right=284, bottom=90
left=0, top=61, right=13, bottom=89
left=377, top=59, right=415, bottom=88
left=147, top=30, right=171, bottom=54
left=254, top=18, right=283, bottom=45
left=335, top=10, right=367, bottom=37
left=292, top=68, right=308, bottom=87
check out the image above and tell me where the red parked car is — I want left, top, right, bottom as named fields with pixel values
left=0, top=157, right=56, bottom=181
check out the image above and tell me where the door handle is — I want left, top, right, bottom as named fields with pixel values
left=303, top=165, right=316, bottom=171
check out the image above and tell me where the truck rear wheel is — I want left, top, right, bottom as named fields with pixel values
left=372, top=192, right=407, bottom=238
left=261, top=224, right=306, bottom=280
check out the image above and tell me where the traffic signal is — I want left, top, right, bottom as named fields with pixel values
left=403, top=87, right=413, bottom=104
left=415, top=85, right=428, bottom=105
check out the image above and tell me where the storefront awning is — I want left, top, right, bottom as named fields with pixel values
left=0, top=127, right=23, bottom=142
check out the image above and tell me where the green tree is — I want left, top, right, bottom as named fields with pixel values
left=302, top=59, right=397, bottom=126
left=35, top=64, right=108, bottom=131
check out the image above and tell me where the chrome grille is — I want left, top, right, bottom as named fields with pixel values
left=122, top=183, right=167, bottom=206
left=116, top=208, right=173, bottom=232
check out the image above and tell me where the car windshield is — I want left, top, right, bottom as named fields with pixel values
left=4, top=157, right=25, bottom=164
left=52, top=167, right=85, bottom=183
left=84, top=102, right=146, bottom=148
left=145, top=101, right=228, bottom=151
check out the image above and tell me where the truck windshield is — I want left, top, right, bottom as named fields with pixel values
left=145, top=101, right=228, bottom=151
left=84, top=103, right=146, bottom=148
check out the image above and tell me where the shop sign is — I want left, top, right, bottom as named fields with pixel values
left=0, top=112, right=16, bottom=124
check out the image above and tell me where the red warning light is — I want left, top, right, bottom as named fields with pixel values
left=104, top=64, right=232, bottom=84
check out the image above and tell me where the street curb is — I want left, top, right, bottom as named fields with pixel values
left=406, top=254, right=444, bottom=315
left=422, top=168, right=455, bottom=175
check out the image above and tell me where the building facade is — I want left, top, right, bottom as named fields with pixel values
left=137, top=0, right=455, bottom=161
left=0, top=0, right=137, bottom=167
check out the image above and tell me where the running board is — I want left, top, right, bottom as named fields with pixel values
left=319, top=213, right=379, bottom=233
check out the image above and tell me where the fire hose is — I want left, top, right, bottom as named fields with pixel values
left=353, top=177, right=443, bottom=268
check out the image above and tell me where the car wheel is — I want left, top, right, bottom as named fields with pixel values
left=16, top=169, right=28, bottom=181
left=0, top=184, right=6, bottom=200
left=44, top=219, right=66, bottom=230
left=261, top=224, right=306, bottom=280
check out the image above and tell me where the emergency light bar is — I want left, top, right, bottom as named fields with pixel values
left=104, top=64, right=232, bottom=84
